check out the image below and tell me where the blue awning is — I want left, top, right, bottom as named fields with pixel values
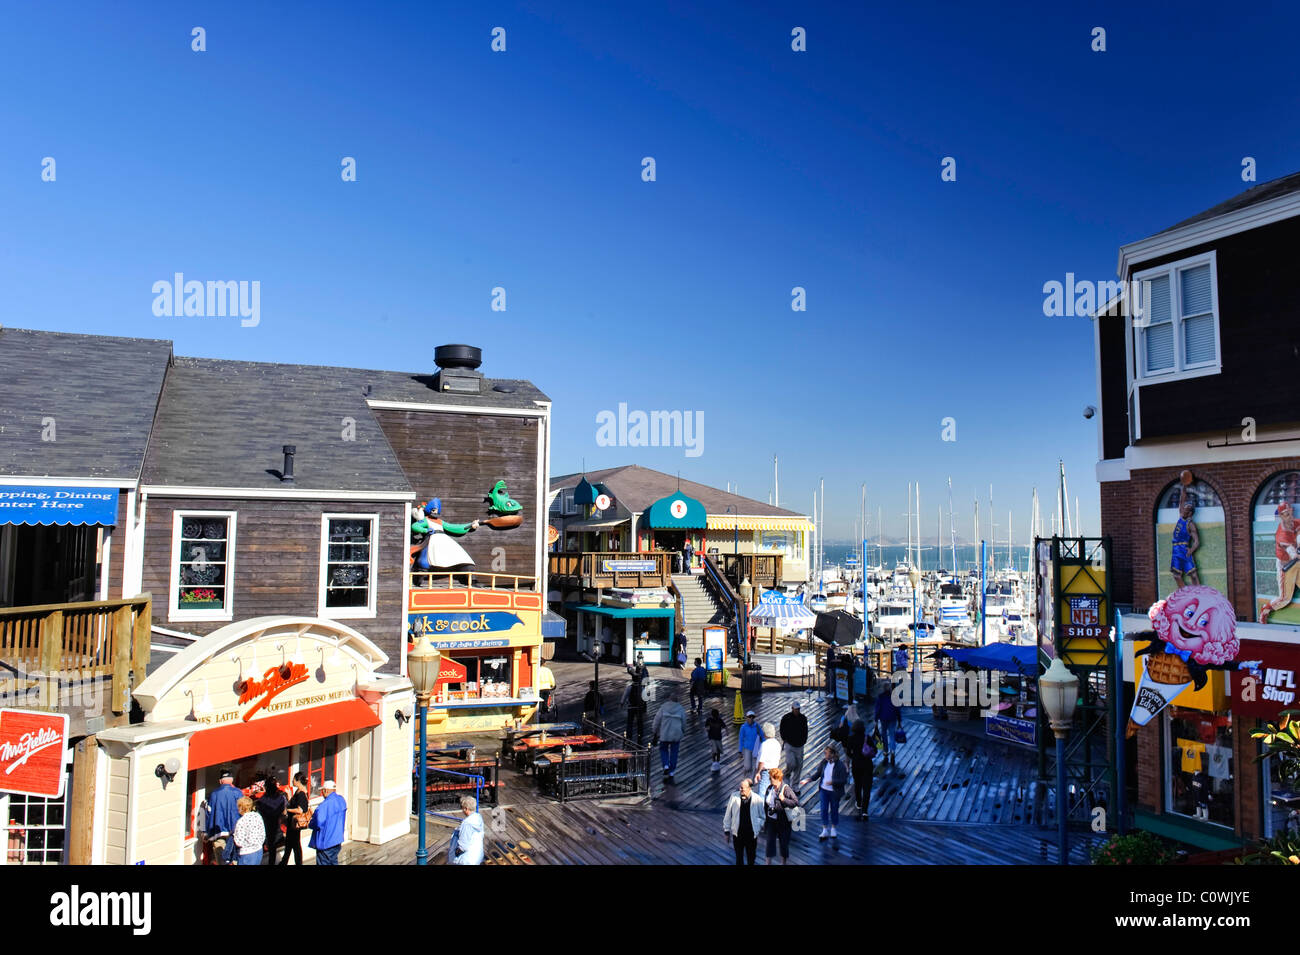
left=644, top=492, right=707, bottom=529
left=938, top=643, right=1039, bottom=674
left=0, top=486, right=119, bottom=526
left=542, top=610, right=567, bottom=638
left=565, top=602, right=676, bottom=619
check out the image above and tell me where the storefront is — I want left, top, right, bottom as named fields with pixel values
left=407, top=586, right=545, bottom=734
left=0, top=484, right=120, bottom=607
left=567, top=601, right=677, bottom=664
left=82, top=615, right=413, bottom=864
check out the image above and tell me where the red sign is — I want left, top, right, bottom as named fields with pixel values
left=0, top=709, right=69, bottom=798
left=1231, top=639, right=1300, bottom=720
left=238, top=662, right=310, bottom=722
left=436, top=658, right=467, bottom=686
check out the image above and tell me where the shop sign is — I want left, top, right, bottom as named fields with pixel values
left=436, top=657, right=468, bottom=686
left=833, top=669, right=850, bottom=703
left=985, top=714, right=1035, bottom=747
left=409, top=611, right=523, bottom=635
left=601, top=559, right=656, bottom=573
left=0, top=486, right=119, bottom=527
left=703, top=625, right=726, bottom=672
left=238, top=662, right=310, bottom=721
left=595, top=493, right=612, bottom=511
left=0, top=709, right=68, bottom=798
left=1230, top=639, right=1300, bottom=719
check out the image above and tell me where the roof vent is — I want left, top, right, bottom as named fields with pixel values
left=281, top=445, right=296, bottom=483
left=433, top=344, right=484, bottom=395
left=492, top=383, right=517, bottom=394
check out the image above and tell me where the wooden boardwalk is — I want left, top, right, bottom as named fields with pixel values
left=343, top=659, right=1103, bottom=865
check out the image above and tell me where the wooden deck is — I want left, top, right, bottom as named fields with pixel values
left=343, top=660, right=1103, bottom=865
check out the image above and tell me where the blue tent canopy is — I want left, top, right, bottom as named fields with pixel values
left=644, top=492, right=707, bottom=529
left=938, top=643, right=1039, bottom=675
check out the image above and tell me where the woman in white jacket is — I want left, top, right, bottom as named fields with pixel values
left=722, top=778, right=765, bottom=865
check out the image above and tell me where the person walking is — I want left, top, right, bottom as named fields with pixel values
left=206, top=768, right=242, bottom=865
left=621, top=676, right=648, bottom=743
left=652, top=688, right=687, bottom=784
left=762, top=767, right=798, bottom=865
left=448, top=795, right=485, bottom=865
left=847, top=712, right=876, bottom=819
left=255, top=772, right=287, bottom=865
left=778, top=700, right=808, bottom=784
left=723, top=777, right=764, bottom=865
left=738, top=710, right=763, bottom=778
left=705, top=707, right=727, bottom=772
left=682, top=539, right=694, bottom=572
left=582, top=680, right=605, bottom=724
left=755, top=722, right=782, bottom=799
left=280, top=773, right=310, bottom=865
left=308, top=779, right=347, bottom=865
left=233, top=796, right=266, bottom=866
left=802, top=745, right=848, bottom=840
left=875, top=678, right=902, bottom=767
left=689, top=657, right=708, bottom=714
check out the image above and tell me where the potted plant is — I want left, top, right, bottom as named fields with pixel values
left=179, top=588, right=223, bottom=610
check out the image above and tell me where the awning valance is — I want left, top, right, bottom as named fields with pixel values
left=188, top=698, right=381, bottom=769
left=645, top=492, right=707, bottom=529
left=706, top=515, right=810, bottom=532
left=565, top=602, right=676, bottom=619
left=0, top=486, right=119, bottom=526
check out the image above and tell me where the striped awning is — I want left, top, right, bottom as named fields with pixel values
left=706, top=515, right=811, bottom=532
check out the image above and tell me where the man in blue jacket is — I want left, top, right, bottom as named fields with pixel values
left=206, top=769, right=242, bottom=865
left=308, top=779, right=347, bottom=865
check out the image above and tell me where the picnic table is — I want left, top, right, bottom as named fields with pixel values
left=509, top=733, right=607, bottom=772
left=414, top=753, right=502, bottom=808
left=533, top=747, right=649, bottom=802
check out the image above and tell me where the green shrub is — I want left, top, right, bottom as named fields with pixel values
left=1091, top=830, right=1176, bottom=865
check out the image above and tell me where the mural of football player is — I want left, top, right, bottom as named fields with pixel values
left=1260, top=501, right=1300, bottom=624
left=1169, top=470, right=1200, bottom=591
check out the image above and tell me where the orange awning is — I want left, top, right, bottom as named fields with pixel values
left=188, top=698, right=381, bottom=770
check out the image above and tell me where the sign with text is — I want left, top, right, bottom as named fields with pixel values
left=1230, top=639, right=1300, bottom=719
left=409, top=612, right=523, bottom=637
left=0, top=709, right=69, bottom=798
left=703, top=625, right=726, bottom=672
left=601, top=559, right=656, bottom=573
left=985, top=714, right=1036, bottom=747
left=1057, top=564, right=1109, bottom=664
left=0, top=486, right=118, bottom=527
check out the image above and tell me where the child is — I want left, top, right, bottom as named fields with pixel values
left=705, top=708, right=727, bottom=772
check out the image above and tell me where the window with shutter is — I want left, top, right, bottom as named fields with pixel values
left=1132, top=252, right=1219, bottom=384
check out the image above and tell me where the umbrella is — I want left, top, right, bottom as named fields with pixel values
left=813, top=610, right=864, bottom=646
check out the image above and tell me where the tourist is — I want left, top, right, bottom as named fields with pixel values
left=847, top=712, right=876, bottom=819
left=233, top=796, right=266, bottom=866
left=652, top=686, right=687, bottom=784
left=875, top=678, right=902, bottom=767
left=280, top=773, right=310, bottom=865
left=802, top=744, right=848, bottom=840
left=689, top=657, right=707, bottom=713
left=723, top=777, right=764, bottom=865
left=705, top=707, right=727, bottom=771
left=583, top=680, right=604, bottom=724
left=448, top=795, right=485, bottom=865
left=308, top=779, right=347, bottom=865
left=779, top=700, right=808, bottom=784
left=755, top=722, right=782, bottom=798
left=762, top=767, right=798, bottom=865
left=676, top=636, right=688, bottom=670
left=206, top=768, right=242, bottom=865
left=621, top=676, right=648, bottom=744
left=256, top=771, right=287, bottom=865
left=738, top=710, right=763, bottom=777
left=682, top=538, right=694, bottom=572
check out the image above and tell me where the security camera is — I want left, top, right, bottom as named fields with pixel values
left=1083, top=406, right=1096, bottom=419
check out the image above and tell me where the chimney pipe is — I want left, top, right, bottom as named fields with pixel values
left=282, top=445, right=296, bottom=483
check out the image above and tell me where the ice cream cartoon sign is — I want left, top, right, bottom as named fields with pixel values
left=1127, top=586, right=1262, bottom=737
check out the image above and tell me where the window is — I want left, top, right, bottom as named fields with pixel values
left=319, top=515, right=377, bottom=618
left=1132, top=252, right=1219, bottom=383
left=1165, top=709, right=1233, bottom=828
left=170, top=512, right=235, bottom=620
left=304, top=737, right=338, bottom=794
left=4, top=786, right=69, bottom=865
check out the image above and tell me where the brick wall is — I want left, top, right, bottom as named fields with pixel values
left=1135, top=720, right=1161, bottom=812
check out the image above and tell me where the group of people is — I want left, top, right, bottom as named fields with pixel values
left=203, top=769, right=346, bottom=865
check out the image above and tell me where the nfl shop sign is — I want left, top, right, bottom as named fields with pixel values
left=1062, top=596, right=1106, bottom=639
left=0, top=709, right=69, bottom=798
left=1230, top=640, right=1300, bottom=719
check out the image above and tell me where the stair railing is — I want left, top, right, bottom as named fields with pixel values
left=701, top=554, right=747, bottom=664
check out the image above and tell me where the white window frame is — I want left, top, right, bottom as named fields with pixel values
left=1130, top=250, right=1221, bottom=387
left=169, top=510, right=237, bottom=623
left=318, top=513, right=379, bottom=620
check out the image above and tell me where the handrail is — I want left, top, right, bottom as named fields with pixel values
left=702, top=555, right=746, bottom=663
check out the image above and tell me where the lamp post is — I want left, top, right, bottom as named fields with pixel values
left=591, top=639, right=602, bottom=685
left=907, top=565, right=921, bottom=677
left=1039, top=657, right=1080, bottom=865
left=739, top=576, right=753, bottom=665
left=407, top=635, right=442, bottom=866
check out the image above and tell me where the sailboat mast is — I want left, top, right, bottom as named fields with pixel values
left=907, top=482, right=913, bottom=568
left=774, top=455, right=779, bottom=509
left=947, top=477, right=958, bottom=573
left=916, top=483, right=922, bottom=571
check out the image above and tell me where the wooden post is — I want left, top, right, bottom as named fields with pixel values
left=132, top=593, right=152, bottom=690
left=112, top=606, right=131, bottom=719
left=38, top=610, right=64, bottom=710
left=68, top=735, right=98, bottom=865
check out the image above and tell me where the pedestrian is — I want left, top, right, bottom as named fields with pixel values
left=723, top=777, right=764, bottom=865
left=802, top=745, right=848, bottom=840
left=652, top=687, right=687, bottom=784
left=256, top=771, right=287, bottom=865
left=738, top=710, right=763, bottom=778
left=847, top=712, right=877, bottom=819
left=875, top=678, right=902, bottom=767
left=627, top=654, right=648, bottom=684
left=233, top=796, right=266, bottom=866
left=762, top=767, right=798, bottom=865
left=280, top=773, right=310, bottom=865
left=675, top=632, right=688, bottom=669
left=683, top=539, right=694, bottom=572
left=621, top=676, right=647, bottom=744
left=779, top=700, right=808, bottom=784
left=705, top=707, right=727, bottom=771
left=308, top=779, right=347, bottom=865
left=448, top=795, right=485, bottom=865
left=206, top=768, right=242, bottom=865
left=582, top=680, right=604, bottom=724
left=689, top=657, right=707, bottom=713
left=755, top=722, right=782, bottom=798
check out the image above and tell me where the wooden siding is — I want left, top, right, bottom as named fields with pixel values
left=141, top=497, right=406, bottom=671
left=373, top=408, right=542, bottom=579
left=1097, top=312, right=1129, bottom=461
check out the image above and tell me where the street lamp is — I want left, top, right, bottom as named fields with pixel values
left=739, top=576, right=753, bottom=665
left=407, top=635, right=442, bottom=866
left=907, top=565, right=922, bottom=677
left=1039, top=657, right=1080, bottom=866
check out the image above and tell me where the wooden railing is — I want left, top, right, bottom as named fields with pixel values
left=546, top=552, right=671, bottom=589
left=0, top=594, right=152, bottom=714
left=718, top=553, right=784, bottom=589
left=408, top=571, right=538, bottom=592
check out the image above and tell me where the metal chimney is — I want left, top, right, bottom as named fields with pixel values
left=282, top=445, right=296, bottom=483
left=433, top=344, right=484, bottom=394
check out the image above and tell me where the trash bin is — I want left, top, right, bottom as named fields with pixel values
left=741, top=663, right=764, bottom=693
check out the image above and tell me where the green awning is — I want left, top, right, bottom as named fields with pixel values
left=644, top=492, right=707, bottom=529
left=573, top=477, right=598, bottom=506
left=565, top=602, right=676, bottom=619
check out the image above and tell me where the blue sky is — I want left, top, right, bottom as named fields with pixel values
left=4, top=1, right=1299, bottom=541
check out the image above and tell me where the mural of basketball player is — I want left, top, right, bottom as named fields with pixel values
left=1260, top=501, right=1300, bottom=623
left=1170, top=471, right=1200, bottom=591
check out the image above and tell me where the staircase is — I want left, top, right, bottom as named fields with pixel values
left=672, top=573, right=728, bottom=659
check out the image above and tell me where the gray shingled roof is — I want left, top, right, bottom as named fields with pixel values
left=140, top=358, right=412, bottom=493
left=355, top=368, right=550, bottom=410
left=551, top=464, right=808, bottom=518
left=0, top=327, right=172, bottom=481
left=1157, top=171, right=1300, bottom=235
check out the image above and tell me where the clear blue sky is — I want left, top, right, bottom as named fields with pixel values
left=4, top=1, right=1298, bottom=541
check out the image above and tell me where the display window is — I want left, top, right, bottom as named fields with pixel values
left=443, top=654, right=515, bottom=701
left=1164, top=708, right=1233, bottom=828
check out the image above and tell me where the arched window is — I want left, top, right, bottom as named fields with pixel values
left=1153, top=476, right=1225, bottom=598
left=1250, top=470, right=1300, bottom=625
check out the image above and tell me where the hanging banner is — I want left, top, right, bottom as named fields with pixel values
left=1229, top=639, right=1300, bottom=720
left=0, top=486, right=118, bottom=527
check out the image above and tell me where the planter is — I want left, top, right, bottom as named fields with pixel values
left=179, top=599, right=224, bottom=611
